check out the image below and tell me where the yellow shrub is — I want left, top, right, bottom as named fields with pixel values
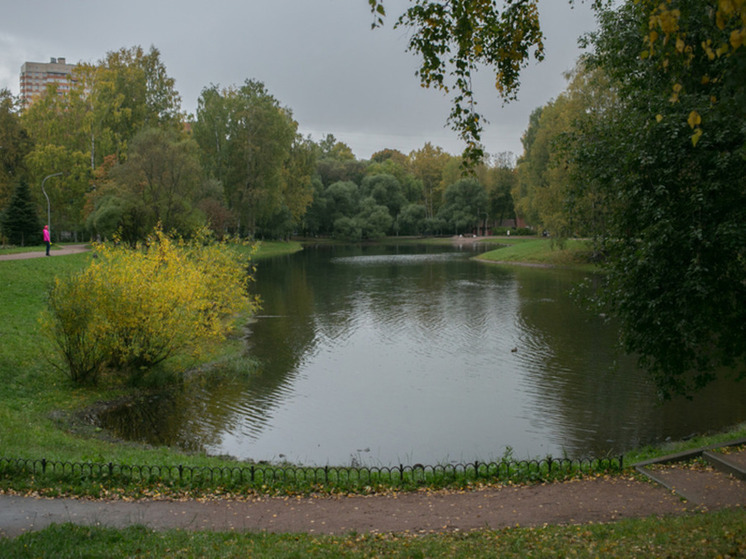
left=43, top=227, right=260, bottom=384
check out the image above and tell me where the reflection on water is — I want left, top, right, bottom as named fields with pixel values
left=99, top=243, right=746, bottom=466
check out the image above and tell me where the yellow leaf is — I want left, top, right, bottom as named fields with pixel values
left=656, top=114, right=664, bottom=122
left=730, top=28, right=745, bottom=49
left=691, top=127, right=703, bottom=146
left=687, top=110, right=702, bottom=128
left=702, top=40, right=717, bottom=60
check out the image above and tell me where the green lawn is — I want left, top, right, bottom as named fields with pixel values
left=476, top=238, right=597, bottom=270
left=3, top=508, right=745, bottom=557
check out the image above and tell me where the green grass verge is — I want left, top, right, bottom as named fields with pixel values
left=253, top=239, right=303, bottom=258
left=3, top=508, right=745, bottom=557
left=476, top=238, right=597, bottom=271
left=624, top=421, right=746, bottom=465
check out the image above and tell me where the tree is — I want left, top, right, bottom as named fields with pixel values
left=192, top=85, right=232, bottom=187
left=276, top=135, right=317, bottom=237
left=304, top=179, right=358, bottom=237
left=575, top=0, right=746, bottom=397
left=638, top=0, right=745, bottom=146
left=512, top=106, right=547, bottom=229
left=1, top=178, right=41, bottom=246
left=25, top=145, right=91, bottom=240
left=372, top=1, right=746, bottom=169
left=93, top=46, right=183, bottom=161
left=193, top=80, right=306, bottom=236
left=0, top=90, right=32, bottom=209
left=513, top=61, right=616, bottom=238
left=21, top=81, right=92, bottom=159
left=360, top=173, right=407, bottom=223
left=397, top=202, right=428, bottom=235
left=356, top=196, right=393, bottom=239
left=477, top=152, right=517, bottom=227
left=326, top=180, right=361, bottom=225
left=408, top=142, right=451, bottom=218
left=315, top=135, right=366, bottom=187
left=437, top=177, right=487, bottom=234
left=87, top=127, right=205, bottom=243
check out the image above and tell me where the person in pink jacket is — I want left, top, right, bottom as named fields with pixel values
left=43, top=225, right=50, bottom=256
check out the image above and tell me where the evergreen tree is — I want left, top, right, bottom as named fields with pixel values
left=1, top=178, right=41, bottom=246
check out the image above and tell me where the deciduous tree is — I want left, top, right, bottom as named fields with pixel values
left=408, top=142, right=452, bottom=218
left=437, top=177, right=487, bottom=234
left=0, top=90, right=31, bottom=209
left=577, top=0, right=746, bottom=397
left=87, top=127, right=204, bottom=242
left=194, top=80, right=308, bottom=236
left=25, top=144, right=91, bottom=240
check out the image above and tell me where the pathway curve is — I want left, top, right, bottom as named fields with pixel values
left=0, top=244, right=89, bottom=261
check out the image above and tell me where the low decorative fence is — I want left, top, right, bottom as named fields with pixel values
left=0, top=455, right=623, bottom=492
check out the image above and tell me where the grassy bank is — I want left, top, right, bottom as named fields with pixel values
left=476, top=237, right=597, bottom=271
left=4, top=508, right=745, bottom=557
left=253, top=239, right=303, bottom=258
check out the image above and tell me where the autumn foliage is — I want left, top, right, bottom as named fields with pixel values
left=42, top=227, right=259, bottom=384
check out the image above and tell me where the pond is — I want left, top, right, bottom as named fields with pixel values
left=98, top=242, right=746, bottom=466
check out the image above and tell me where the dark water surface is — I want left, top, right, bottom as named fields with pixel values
left=100, top=243, right=746, bottom=466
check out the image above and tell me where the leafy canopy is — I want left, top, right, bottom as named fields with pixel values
left=575, top=0, right=746, bottom=398
left=369, top=1, right=614, bottom=167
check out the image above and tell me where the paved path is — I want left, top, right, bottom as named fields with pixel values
left=0, top=477, right=692, bottom=539
left=0, top=244, right=89, bottom=261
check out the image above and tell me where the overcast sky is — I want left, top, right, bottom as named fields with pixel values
left=0, top=0, right=598, bottom=160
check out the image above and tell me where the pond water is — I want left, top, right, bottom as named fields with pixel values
left=99, top=243, right=746, bottom=466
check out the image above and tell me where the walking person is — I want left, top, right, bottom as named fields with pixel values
left=43, top=225, right=50, bottom=256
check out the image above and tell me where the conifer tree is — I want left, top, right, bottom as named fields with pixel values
left=1, top=178, right=41, bottom=246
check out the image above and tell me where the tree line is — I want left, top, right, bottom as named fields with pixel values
left=0, top=46, right=520, bottom=246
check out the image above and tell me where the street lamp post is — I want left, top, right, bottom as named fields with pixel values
left=41, top=172, right=62, bottom=240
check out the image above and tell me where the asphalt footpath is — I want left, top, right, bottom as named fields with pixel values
left=0, top=476, right=695, bottom=539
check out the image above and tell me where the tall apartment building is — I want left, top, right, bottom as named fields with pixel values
left=19, top=57, right=76, bottom=109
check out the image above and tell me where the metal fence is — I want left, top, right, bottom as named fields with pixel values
left=0, top=455, right=623, bottom=490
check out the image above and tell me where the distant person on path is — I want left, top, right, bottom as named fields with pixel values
left=43, top=225, right=50, bottom=256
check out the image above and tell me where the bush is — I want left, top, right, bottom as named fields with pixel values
left=42, top=227, right=259, bottom=384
